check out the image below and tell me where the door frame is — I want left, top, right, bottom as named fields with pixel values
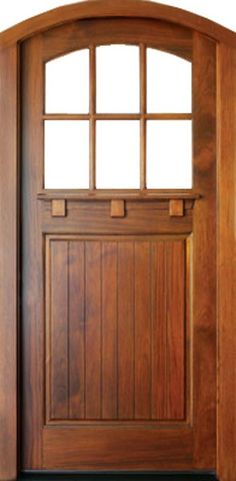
left=0, top=1, right=235, bottom=480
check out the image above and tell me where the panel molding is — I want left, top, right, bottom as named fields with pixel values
left=45, top=234, right=190, bottom=426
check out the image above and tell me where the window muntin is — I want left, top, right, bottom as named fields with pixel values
left=44, top=45, right=192, bottom=190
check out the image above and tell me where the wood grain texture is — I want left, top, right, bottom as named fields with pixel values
left=169, top=199, right=184, bottom=217
left=43, top=113, right=192, bottom=120
left=151, top=241, right=166, bottom=419
left=134, top=241, right=152, bottom=419
left=0, top=45, right=18, bottom=481
left=22, top=23, right=196, bottom=469
left=192, top=33, right=217, bottom=469
left=166, top=241, right=185, bottom=419
left=50, top=241, right=69, bottom=420
left=46, top=237, right=187, bottom=423
left=110, top=200, right=125, bottom=218
left=0, top=0, right=235, bottom=49
left=85, top=241, right=102, bottom=419
left=51, top=199, right=66, bottom=217
left=68, top=241, right=85, bottom=419
left=21, top=35, right=44, bottom=470
left=117, top=242, right=135, bottom=419
left=43, top=425, right=193, bottom=471
left=140, top=43, right=147, bottom=190
left=151, top=241, right=185, bottom=420
left=19, top=13, right=221, bottom=475
left=41, top=200, right=193, bottom=235
left=89, top=46, right=96, bottom=190
left=102, top=242, right=118, bottom=419
left=217, top=44, right=236, bottom=481
left=40, top=17, right=193, bottom=63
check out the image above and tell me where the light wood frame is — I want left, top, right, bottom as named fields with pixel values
left=0, top=1, right=235, bottom=480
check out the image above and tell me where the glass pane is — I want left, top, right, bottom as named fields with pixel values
left=96, top=121, right=140, bottom=188
left=44, top=121, right=89, bottom=189
left=147, top=121, right=192, bottom=188
left=97, top=45, right=139, bottom=113
left=147, top=49, right=192, bottom=113
left=45, top=50, right=89, bottom=113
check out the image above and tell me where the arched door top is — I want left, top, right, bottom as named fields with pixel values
left=0, top=0, right=235, bottom=49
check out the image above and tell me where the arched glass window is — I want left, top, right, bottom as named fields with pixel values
left=44, top=45, right=192, bottom=190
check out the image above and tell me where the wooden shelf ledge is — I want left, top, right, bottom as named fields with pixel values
left=37, top=191, right=201, bottom=202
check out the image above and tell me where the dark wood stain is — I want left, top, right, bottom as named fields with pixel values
left=46, top=237, right=187, bottom=424
left=19, top=18, right=217, bottom=473
left=0, top=1, right=234, bottom=479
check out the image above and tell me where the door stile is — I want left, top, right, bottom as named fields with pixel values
left=216, top=42, right=236, bottom=481
left=21, top=34, right=44, bottom=469
left=0, top=43, right=19, bottom=481
left=192, top=32, right=217, bottom=468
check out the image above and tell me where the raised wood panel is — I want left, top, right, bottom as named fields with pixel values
left=46, top=236, right=188, bottom=423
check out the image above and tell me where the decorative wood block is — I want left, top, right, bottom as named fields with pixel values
left=52, top=199, right=66, bottom=217
left=169, top=199, right=184, bottom=217
left=111, top=200, right=125, bottom=218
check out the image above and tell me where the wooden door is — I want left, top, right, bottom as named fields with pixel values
left=21, top=18, right=216, bottom=472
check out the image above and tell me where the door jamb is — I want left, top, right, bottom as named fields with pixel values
left=0, top=2, right=235, bottom=480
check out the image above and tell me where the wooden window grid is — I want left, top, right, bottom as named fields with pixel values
left=43, top=44, right=192, bottom=191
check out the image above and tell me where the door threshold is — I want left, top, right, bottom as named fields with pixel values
left=19, top=472, right=218, bottom=481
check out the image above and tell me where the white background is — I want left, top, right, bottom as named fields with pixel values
left=0, top=0, right=235, bottom=32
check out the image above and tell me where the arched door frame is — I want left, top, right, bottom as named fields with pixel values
left=0, top=2, right=235, bottom=480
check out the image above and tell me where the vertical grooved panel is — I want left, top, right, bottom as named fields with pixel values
left=47, top=237, right=187, bottom=423
left=166, top=240, right=185, bottom=419
left=134, top=241, right=151, bottom=419
left=102, top=242, right=118, bottom=419
left=151, top=241, right=186, bottom=420
left=151, top=241, right=166, bottom=419
left=85, top=241, right=102, bottom=419
left=68, top=241, right=85, bottom=419
left=118, top=242, right=135, bottom=419
left=50, top=241, right=69, bottom=419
